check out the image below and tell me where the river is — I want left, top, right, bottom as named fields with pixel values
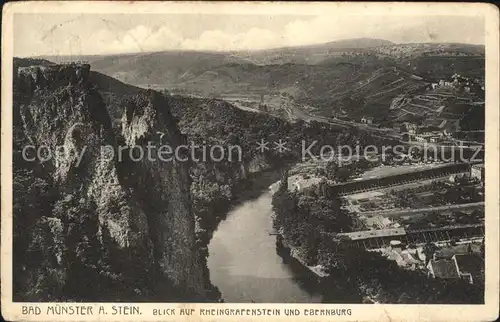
left=207, top=172, right=323, bottom=303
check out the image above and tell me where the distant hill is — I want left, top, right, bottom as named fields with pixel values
left=38, top=38, right=394, bottom=82
left=232, top=38, right=395, bottom=64
left=41, top=51, right=245, bottom=87
left=33, top=40, right=484, bottom=123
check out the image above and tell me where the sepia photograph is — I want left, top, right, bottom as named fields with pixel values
left=1, top=2, right=499, bottom=321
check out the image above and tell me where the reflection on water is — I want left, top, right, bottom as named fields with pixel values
left=207, top=189, right=322, bottom=303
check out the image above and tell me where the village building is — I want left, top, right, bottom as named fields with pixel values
left=382, top=241, right=423, bottom=270
left=427, top=243, right=484, bottom=284
left=470, top=164, right=485, bottom=182
left=400, top=122, right=418, bottom=141
left=361, top=116, right=374, bottom=124
left=427, top=254, right=483, bottom=285
left=414, top=132, right=442, bottom=143
left=433, top=243, right=481, bottom=260
left=423, top=119, right=460, bottom=140
left=439, top=79, right=453, bottom=87
left=427, top=258, right=460, bottom=279
left=365, top=215, right=393, bottom=229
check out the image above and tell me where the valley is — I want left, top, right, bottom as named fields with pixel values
left=42, top=40, right=484, bottom=124
left=14, top=36, right=485, bottom=304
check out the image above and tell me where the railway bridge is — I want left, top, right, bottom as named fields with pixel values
left=329, top=162, right=477, bottom=196
left=337, top=223, right=484, bottom=250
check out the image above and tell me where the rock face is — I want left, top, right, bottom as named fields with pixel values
left=13, top=62, right=206, bottom=301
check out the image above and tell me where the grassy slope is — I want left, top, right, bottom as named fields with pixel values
left=33, top=41, right=485, bottom=125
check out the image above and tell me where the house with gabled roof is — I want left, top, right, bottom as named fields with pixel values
left=453, top=254, right=484, bottom=285
left=427, top=258, right=460, bottom=279
left=427, top=251, right=484, bottom=284
left=361, top=116, right=374, bottom=124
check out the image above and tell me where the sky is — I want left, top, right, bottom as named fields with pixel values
left=13, top=13, right=485, bottom=57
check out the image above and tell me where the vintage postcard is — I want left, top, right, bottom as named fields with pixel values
left=1, top=1, right=499, bottom=321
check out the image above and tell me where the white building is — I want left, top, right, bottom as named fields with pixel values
left=470, top=164, right=485, bottom=182
left=361, top=116, right=374, bottom=124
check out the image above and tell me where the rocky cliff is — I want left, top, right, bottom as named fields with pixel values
left=13, top=62, right=207, bottom=301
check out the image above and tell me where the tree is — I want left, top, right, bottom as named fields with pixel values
left=423, top=242, right=438, bottom=264
left=325, top=161, right=338, bottom=180
left=335, top=167, right=352, bottom=183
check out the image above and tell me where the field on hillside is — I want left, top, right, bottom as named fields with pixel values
left=36, top=40, right=485, bottom=127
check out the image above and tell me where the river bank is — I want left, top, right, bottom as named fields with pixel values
left=275, top=234, right=329, bottom=279
left=195, top=164, right=290, bottom=301
left=206, top=167, right=324, bottom=303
